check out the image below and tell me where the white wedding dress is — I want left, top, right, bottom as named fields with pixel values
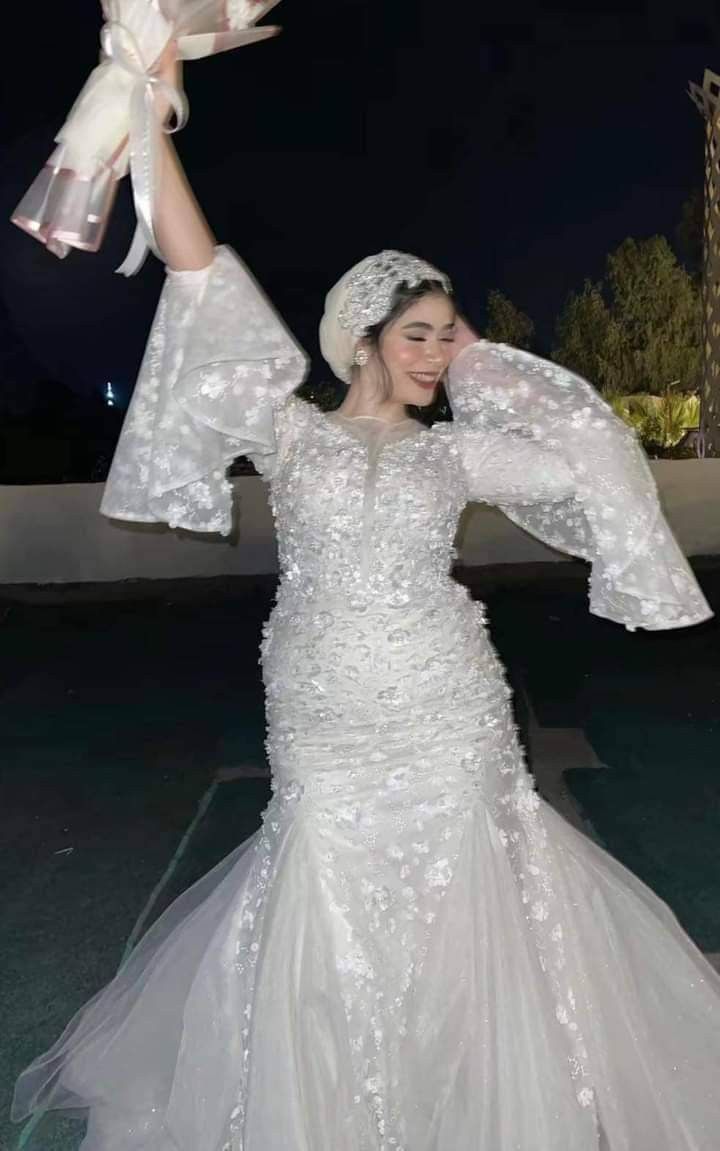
left=13, top=247, right=720, bottom=1151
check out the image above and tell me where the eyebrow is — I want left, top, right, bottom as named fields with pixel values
left=401, top=320, right=456, bottom=330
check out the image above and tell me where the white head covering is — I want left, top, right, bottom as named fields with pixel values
left=319, top=249, right=452, bottom=382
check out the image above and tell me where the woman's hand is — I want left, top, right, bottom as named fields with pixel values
left=152, top=39, right=183, bottom=125
left=449, top=313, right=482, bottom=362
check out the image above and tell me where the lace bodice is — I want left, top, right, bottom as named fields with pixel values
left=100, top=244, right=713, bottom=634
left=263, top=399, right=575, bottom=610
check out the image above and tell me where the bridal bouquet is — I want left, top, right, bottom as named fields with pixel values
left=11, top=0, right=282, bottom=275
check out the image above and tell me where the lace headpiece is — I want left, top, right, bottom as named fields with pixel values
left=319, top=249, right=453, bottom=382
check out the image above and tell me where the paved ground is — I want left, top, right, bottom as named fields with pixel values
left=2, top=558, right=719, bottom=1151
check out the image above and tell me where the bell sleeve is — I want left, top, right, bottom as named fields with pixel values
left=446, top=341, right=714, bottom=632
left=100, top=245, right=308, bottom=535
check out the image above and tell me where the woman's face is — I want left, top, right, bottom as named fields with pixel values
left=376, top=292, right=457, bottom=407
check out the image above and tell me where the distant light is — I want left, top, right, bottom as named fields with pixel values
left=105, top=381, right=115, bottom=407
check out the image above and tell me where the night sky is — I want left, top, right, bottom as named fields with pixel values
left=1, top=1, right=719, bottom=405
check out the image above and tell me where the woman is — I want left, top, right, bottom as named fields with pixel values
left=13, top=44, right=720, bottom=1151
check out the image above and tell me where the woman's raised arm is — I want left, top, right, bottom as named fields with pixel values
left=152, top=42, right=215, bottom=271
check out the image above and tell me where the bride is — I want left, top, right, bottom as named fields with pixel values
left=12, top=41, right=720, bottom=1151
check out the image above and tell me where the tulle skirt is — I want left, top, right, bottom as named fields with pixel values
left=13, top=591, right=720, bottom=1150
left=12, top=777, right=720, bottom=1151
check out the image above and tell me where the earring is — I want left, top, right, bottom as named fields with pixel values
left=353, top=347, right=369, bottom=367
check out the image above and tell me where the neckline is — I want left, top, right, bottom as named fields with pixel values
left=334, top=412, right=414, bottom=426
left=319, top=406, right=427, bottom=446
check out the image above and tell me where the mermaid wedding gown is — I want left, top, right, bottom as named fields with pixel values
left=13, top=247, right=720, bottom=1151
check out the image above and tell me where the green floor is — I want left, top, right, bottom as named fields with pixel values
left=2, top=561, right=718, bottom=1151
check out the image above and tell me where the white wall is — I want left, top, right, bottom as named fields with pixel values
left=1, top=460, right=719, bottom=584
